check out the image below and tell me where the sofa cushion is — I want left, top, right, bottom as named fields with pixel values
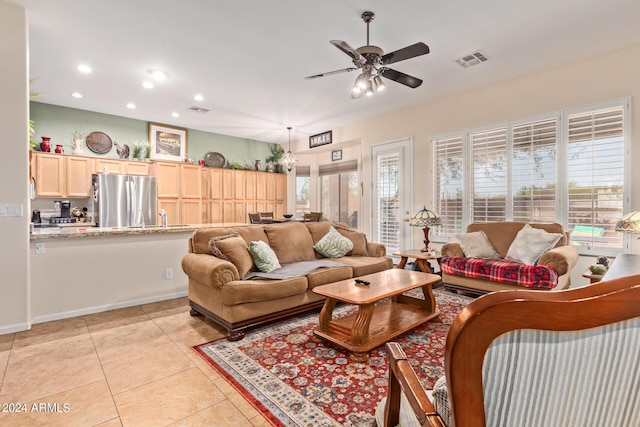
left=192, top=227, right=244, bottom=255
left=334, top=256, right=394, bottom=277
left=209, top=233, right=254, bottom=277
left=249, top=241, right=281, bottom=273
left=506, top=224, right=563, bottom=265
left=220, top=277, right=308, bottom=305
left=264, top=222, right=316, bottom=264
left=335, top=226, right=369, bottom=256
left=456, top=231, right=500, bottom=259
left=467, top=222, right=566, bottom=258
left=306, top=265, right=354, bottom=290
left=314, top=226, right=354, bottom=258
left=441, top=256, right=558, bottom=289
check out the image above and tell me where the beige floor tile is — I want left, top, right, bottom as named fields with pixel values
left=0, top=333, right=14, bottom=351
left=214, top=377, right=261, bottom=420
left=12, top=317, right=89, bottom=349
left=139, top=296, right=189, bottom=319
left=114, top=368, right=225, bottom=427
left=0, top=335, right=104, bottom=403
left=84, top=306, right=151, bottom=333
left=103, top=341, right=194, bottom=395
left=0, top=380, right=117, bottom=427
left=186, top=350, right=222, bottom=381
left=90, top=319, right=172, bottom=364
left=168, top=399, right=253, bottom=427
left=249, top=414, right=276, bottom=427
left=95, top=418, right=123, bottom=427
left=153, top=312, right=226, bottom=351
left=0, top=350, right=9, bottom=386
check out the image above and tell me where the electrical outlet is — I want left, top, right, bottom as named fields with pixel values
left=165, top=268, right=173, bottom=280
left=35, top=242, right=46, bottom=254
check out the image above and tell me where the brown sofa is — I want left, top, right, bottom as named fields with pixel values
left=182, top=221, right=393, bottom=340
left=440, top=222, right=579, bottom=295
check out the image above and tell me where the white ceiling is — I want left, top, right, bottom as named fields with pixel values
left=10, top=0, right=640, bottom=145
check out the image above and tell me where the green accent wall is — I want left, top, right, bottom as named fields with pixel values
left=30, top=102, right=274, bottom=170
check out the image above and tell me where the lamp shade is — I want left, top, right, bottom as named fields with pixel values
left=615, top=211, right=640, bottom=233
left=408, top=206, right=441, bottom=228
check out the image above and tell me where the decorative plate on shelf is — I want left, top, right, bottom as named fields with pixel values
left=86, top=131, right=113, bottom=154
left=204, top=151, right=225, bottom=168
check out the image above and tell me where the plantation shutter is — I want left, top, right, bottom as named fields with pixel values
left=511, top=118, right=557, bottom=222
left=567, top=106, right=625, bottom=249
left=433, top=135, right=464, bottom=239
left=375, top=152, right=401, bottom=253
left=471, top=127, right=508, bottom=222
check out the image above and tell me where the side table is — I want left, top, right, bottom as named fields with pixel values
left=393, top=249, right=441, bottom=274
left=582, top=268, right=604, bottom=284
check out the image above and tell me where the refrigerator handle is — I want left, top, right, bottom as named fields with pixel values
left=126, top=179, right=133, bottom=226
left=130, top=178, right=139, bottom=226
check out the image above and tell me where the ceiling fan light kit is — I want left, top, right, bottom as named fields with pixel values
left=305, top=11, right=430, bottom=99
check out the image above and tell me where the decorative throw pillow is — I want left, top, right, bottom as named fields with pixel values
left=314, top=226, right=355, bottom=258
left=335, top=227, right=369, bottom=256
left=249, top=240, right=281, bottom=273
left=506, top=224, right=562, bottom=266
left=455, top=231, right=500, bottom=259
left=209, top=232, right=254, bottom=277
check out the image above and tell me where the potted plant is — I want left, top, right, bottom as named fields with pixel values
left=266, top=143, right=285, bottom=173
left=143, top=141, right=151, bottom=161
left=131, top=140, right=145, bottom=160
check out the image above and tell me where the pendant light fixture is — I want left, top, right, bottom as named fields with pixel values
left=280, top=126, right=298, bottom=172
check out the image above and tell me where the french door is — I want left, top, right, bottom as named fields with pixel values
left=371, top=139, right=413, bottom=254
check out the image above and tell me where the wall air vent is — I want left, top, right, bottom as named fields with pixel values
left=455, top=50, right=488, bottom=68
left=188, top=106, right=210, bottom=113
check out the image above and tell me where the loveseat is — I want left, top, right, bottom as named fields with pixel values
left=182, top=221, right=393, bottom=340
left=440, top=222, right=579, bottom=295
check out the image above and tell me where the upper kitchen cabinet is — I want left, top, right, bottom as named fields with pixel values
left=125, top=161, right=151, bottom=176
left=180, top=164, right=201, bottom=199
left=31, top=152, right=92, bottom=198
left=65, top=156, right=92, bottom=197
left=92, top=158, right=125, bottom=175
left=153, top=161, right=181, bottom=198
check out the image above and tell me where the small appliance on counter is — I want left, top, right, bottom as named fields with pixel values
left=31, top=210, right=41, bottom=223
left=60, top=201, right=71, bottom=218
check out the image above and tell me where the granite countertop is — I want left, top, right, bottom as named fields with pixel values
left=30, top=223, right=246, bottom=239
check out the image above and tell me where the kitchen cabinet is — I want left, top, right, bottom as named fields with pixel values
left=181, top=199, right=202, bottom=224
left=92, top=158, right=125, bottom=174
left=65, top=156, right=92, bottom=197
left=209, top=200, right=223, bottom=223
left=234, top=170, right=245, bottom=200
left=125, top=161, right=151, bottom=176
left=33, top=153, right=65, bottom=197
left=181, top=164, right=201, bottom=199
left=245, top=171, right=257, bottom=200
left=275, top=173, right=287, bottom=201
left=222, top=169, right=234, bottom=200
left=158, top=198, right=180, bottom=225
left=256, top=173, right=267, bottom=200
left=154, top=161, right=180, bottom=198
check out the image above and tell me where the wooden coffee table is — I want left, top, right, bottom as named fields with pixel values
left=312, top=269, right=441, bottom=362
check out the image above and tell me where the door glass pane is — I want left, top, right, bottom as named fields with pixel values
left=295, top=176, right=310, bottom=217
left=376, top=152, right=400, bottom=253
left=320, top=171, right=358, bottom=228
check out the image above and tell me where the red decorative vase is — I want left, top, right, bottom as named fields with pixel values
left=40, top=137, right=51, bottom=152
left=55, top=144, right=64, bottom=154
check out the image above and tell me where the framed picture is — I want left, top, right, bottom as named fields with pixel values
left=332, top=149, right=342, bottom=161
left=148, top=123, right=188, bottom=162
left=309, top=130, right=332, bottom=148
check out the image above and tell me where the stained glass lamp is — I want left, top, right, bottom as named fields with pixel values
left=408, top=206, right=442, bottom=252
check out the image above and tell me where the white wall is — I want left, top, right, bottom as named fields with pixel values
left=0, top=2, right=29, bottom=334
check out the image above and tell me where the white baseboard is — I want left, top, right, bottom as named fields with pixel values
left=31, top=290, right=189, bottom=325
left=0, top=321, right=31, bottom=335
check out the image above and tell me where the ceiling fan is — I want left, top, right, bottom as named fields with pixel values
left=305, top=11, right=430, bottom=99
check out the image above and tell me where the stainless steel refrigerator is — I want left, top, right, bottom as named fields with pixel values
left=92, top=174, right=158, bottom=228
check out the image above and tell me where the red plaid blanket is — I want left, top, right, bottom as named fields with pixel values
left=441, top=257, right=559, bottom=289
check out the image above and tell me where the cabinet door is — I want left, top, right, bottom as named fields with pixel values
left=266, top=173, right=276, bottom=200
left=200, top=169, right=211, bottom=199
left=275, top=173, right=287, bottom=202
left=222, top=169, right=234, bottom=200
left=125, top=161, right=150, bottom=176
left=234, top=201, right=246, bottom=223
left=223, top=201, right=235, bottom=222
left=34, top=153, right=65, bottom=197
left=245, top=171, right=257, bottom=200
left=66, top=156, right=92, bottom=197
left=276, top=202, right=286, bottom=219
left=256, top=172, right=267, bottom=200
left=245, top=201, right=257, bottom=216
left=210, top=200, right=223, bottom=223
left=158, top=198, right=180, bottom=225
left=180, top=199, right=202, bottom=224
left=210, top=169, right=223, bottom=199
left=154, top=162, right=181, bottom=198
left=92, top=158, right=125, bottom=174
left=234, top=170, right=245, bottom=199
left=181, top=164, right=201, bottom=198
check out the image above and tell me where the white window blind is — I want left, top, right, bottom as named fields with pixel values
left=433, top=135, right=464, bottom=239
left=376, top=152, right=401, bottom=253
left=511, top=118, right=557, bottom=222
left=567, top=106, right=625, bottom=249
left=471, top=127, right=508, bottom=222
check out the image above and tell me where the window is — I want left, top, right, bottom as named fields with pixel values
left=432, top=98, right=628, bottom=254
left=320, top=160, right=359, bottom=228
left=295, top=166, right=310, bottom=217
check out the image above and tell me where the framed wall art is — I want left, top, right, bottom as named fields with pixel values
left=149, top=123, right=188, bottom=162
left=309, top=130, right=332, bottom=148
left=332, top=149, right=342, bottom=161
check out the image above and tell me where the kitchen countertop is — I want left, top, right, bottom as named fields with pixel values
left=30, top=223, right=246, bottom=239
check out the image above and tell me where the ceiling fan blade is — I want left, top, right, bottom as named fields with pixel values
left=330, top=40, right=365, bottom=64
left=380, top=68, right=423, bottom=88
left=381, top=42, right=430, bottom=65
left=304, top=67, right=358, bottom=80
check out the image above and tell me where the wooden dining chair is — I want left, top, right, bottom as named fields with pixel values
left=259, top=212, right=274, bottom=223
left=303, top=212, right=322, bottom=222
left=378, top=274, right=640, bottom=427
left=248, top=213, right=262, bottom=224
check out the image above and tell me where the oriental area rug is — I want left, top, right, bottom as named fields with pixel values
left=193, top=288, right=472, bottom=427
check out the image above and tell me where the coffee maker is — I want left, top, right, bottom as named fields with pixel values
left=60, top=200, right=71, bottom=218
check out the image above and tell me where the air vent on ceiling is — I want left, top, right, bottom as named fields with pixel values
left=455, top=50, right=488, bottom=68
left=188, top=106, right=210, bottom=113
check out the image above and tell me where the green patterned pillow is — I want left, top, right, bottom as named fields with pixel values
left=314, top=226, right=354, bottom=258
left=248, top=240, right=281, bottom=273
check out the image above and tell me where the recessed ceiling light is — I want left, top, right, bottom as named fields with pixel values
left=142, top=81, right=154, bottom=89
left=126, top=103, right=136, bottom=109
left=71, top=92, right=83, bottom=98
left=148, top=69, right=167, bottom=81
left=193, top=94, right=204, bottom=101
left=171, top=112, right=180, bottom=118
left=77, top=64, right=92, bottom=73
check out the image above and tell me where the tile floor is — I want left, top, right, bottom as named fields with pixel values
left=0, top=297, right=272, bottom=426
